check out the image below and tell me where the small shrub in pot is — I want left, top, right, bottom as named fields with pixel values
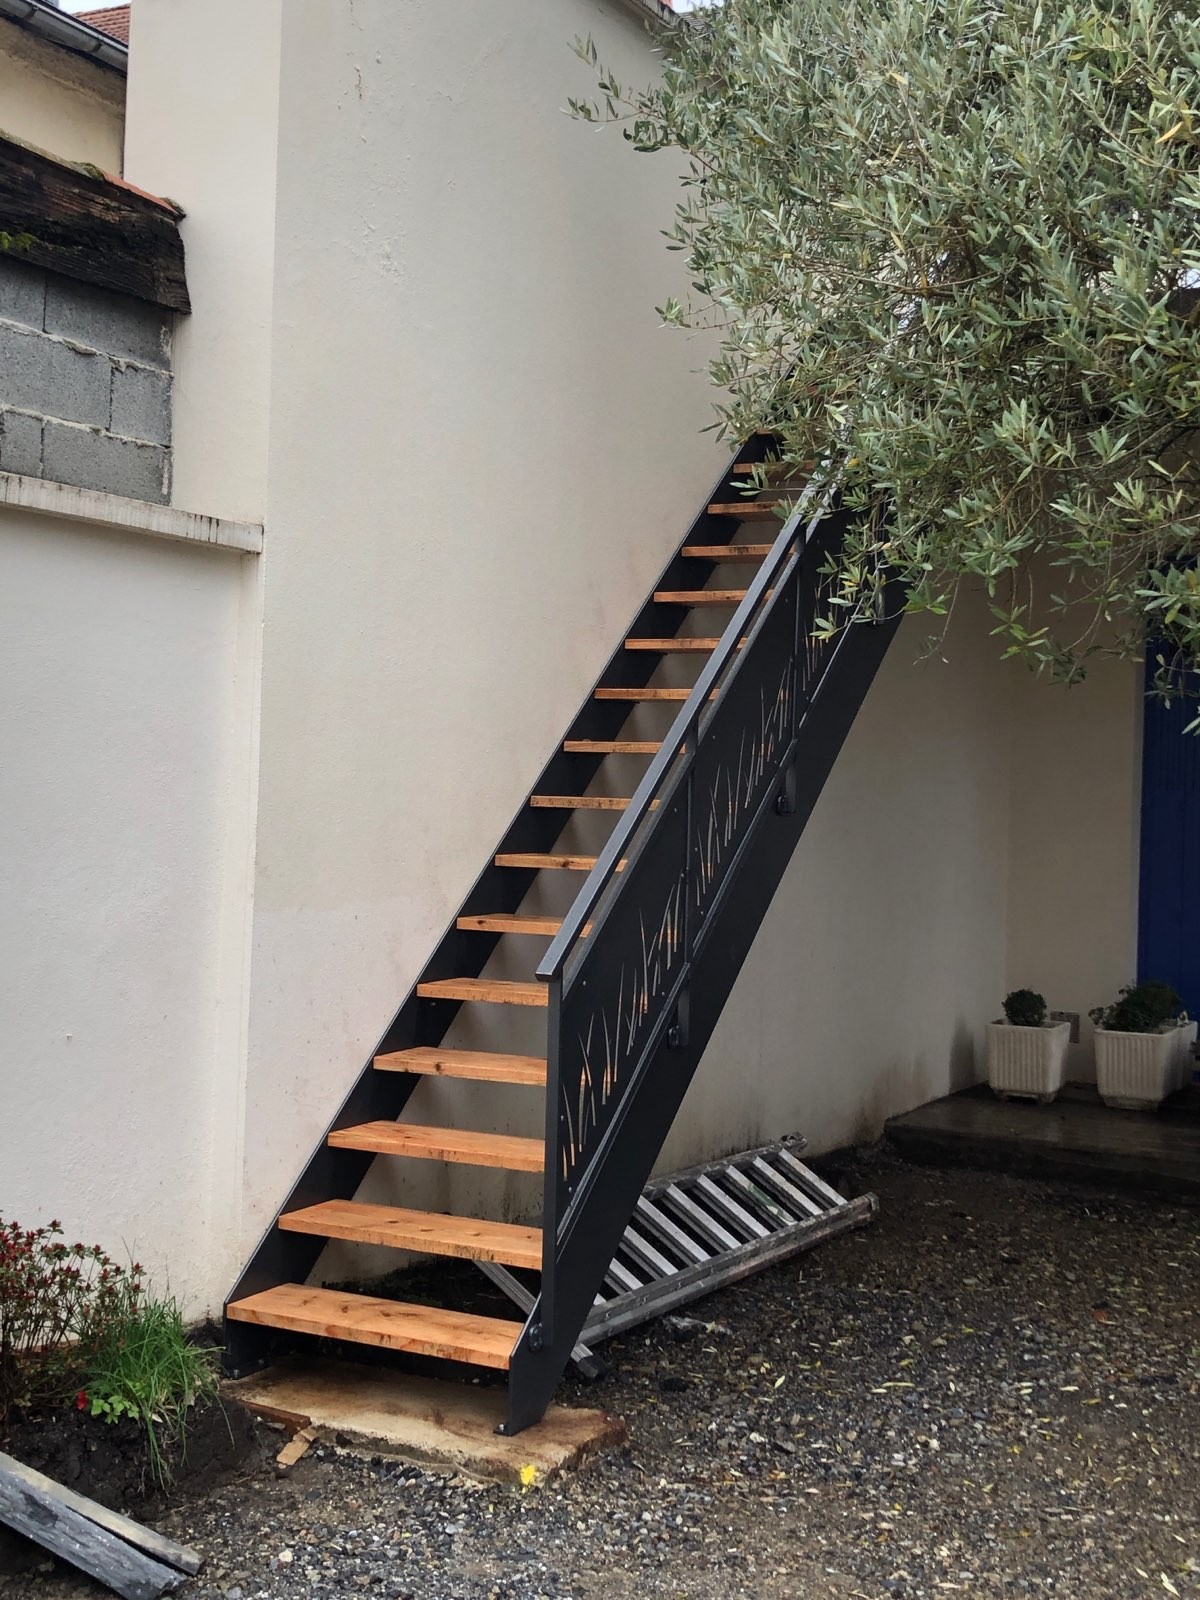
left=987, top=989, right=1069, bottom=1103
left=1089, top=981, right=1194, bottom=1109
left=1003, top=989, right=1048, bottom=1029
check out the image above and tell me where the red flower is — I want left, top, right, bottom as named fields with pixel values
left=75, top=1390, right=88, bottom=1412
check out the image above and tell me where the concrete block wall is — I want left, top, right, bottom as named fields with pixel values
left=0, top=255, right=173, bottom=503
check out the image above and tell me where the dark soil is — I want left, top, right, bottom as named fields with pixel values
left=4, top=1394, right=263, bottom=1514
left=0, top=1394, right=268, bottom=1578
left=4, top=1146, right=1199, bottom=1599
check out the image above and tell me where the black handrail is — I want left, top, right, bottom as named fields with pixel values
left=536, top=474, right=834, bottom=988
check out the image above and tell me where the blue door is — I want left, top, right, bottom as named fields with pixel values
left=1138, top=658, right=1200, bottom=1014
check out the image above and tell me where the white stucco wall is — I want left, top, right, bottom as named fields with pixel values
left=0, top=16, right=124, bottom=169
left=125, top=0, right=727, bottom=1266
left=121, top=0, right=282, bottom=524
left=0, top=506, right=252, bottom=1312
left=672, top=593, right=1013, bottom=1165
left=1005, top=656, right=1142, bottom=1081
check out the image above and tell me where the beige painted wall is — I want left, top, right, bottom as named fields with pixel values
left=0, top=507, right=251, bottom=1313
left=1005, top=656, right=1142, bottom=1081
left=0, top=16, right=124, bottom=169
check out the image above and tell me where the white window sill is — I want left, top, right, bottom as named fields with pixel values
left=0, top=471, right=262, bottom=555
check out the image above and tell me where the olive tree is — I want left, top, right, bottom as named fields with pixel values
left=573, top=0, right=1200, bottom=691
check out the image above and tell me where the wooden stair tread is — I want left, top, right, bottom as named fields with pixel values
left=654, top=589, right=748, bottom=605
left=456, top=913, right=563, bottom=936
left=681, top=544, right=773, bottom=560
left=279, top=1200, right=543, bottom=1270
left=374, top=1045, right=547, bottom=1085
left=564, top=739, right=662, bottom=754
left=595, top=686, right=690, bottom=701
left=625, top=637, right=719, bottom=652
left=226, top=1285, right=522, bottom=1370
left=708, top=501, right=785, bottom=518
left=329, top=1121, right=546, bottom=1171
left=418, top=977, right=546, bottom=1007
left=530, top=793, right=631, bottom=810
left=495, top=851, right=600, bottom=871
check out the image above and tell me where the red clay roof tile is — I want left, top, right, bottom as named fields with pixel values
left=75, top=5, right=130, bottom=45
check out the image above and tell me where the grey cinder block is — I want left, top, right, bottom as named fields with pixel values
left=0, top=322, right=111, bottom=428
left=42, top=422, right=169, bottom=503
left=110, top=363, right=172, bottom=445
left=0, top=256, right=46, bottom=331
left=44, top=276, right=172, bottom=368
left=0, top=409, right=43, bottom=477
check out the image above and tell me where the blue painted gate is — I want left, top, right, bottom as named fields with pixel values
left=1138, top=659, right=1200, bottom=1015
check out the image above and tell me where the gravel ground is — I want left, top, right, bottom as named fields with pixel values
left=5, top=1145, right=1199, bottom=1600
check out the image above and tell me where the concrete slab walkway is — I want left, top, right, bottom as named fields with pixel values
left=887, top=1081, right=1200, bottom=1198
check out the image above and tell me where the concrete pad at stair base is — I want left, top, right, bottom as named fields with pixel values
left=225, top=1359, right=626, bottom=1486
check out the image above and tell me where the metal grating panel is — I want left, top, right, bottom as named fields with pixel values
left=479, top=1136, right=876, bottom=1372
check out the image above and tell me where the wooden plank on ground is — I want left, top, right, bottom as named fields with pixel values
left=0, top=1452, right=199, bottom=1576
left=0, top=1456, right=188, bottom=1598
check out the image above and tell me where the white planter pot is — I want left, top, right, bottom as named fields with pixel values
left=986, top=1020, right=1070, bottom=1102
left=1174, top=1020, right=1197, bottom=1092
left=1095, top=1025, right=1187, bottom=1110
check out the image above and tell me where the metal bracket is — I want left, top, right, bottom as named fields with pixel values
left=774, top=763, right=798, bottom=816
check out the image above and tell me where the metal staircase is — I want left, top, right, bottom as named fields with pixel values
left=224, top=434, right=900, bottom=1432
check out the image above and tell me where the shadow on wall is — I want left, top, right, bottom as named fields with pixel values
left=841, top=1018, right=977, bottom=1150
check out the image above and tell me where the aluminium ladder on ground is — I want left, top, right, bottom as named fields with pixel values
left=478, top=1136, right=877, bottom=1373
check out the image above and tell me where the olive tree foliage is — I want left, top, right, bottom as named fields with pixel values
left=572, top=0, right=1200, bottom=691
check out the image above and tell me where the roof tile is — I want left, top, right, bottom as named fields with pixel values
left=75, top=5, right=130, bottom=45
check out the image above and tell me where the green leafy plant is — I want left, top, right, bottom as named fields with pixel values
left=82, top=1292, right=220, bottom=1487
left=1003, top=989, right=1048, bottom=1028
left=1089, top=979, right=1183, bottom=1033
left=573, top=0, right=1200, bottom=695
left=0, top=1219, right=142, bottom=1425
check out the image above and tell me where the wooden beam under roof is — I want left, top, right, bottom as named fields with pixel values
left=0, top=130, right=190, bottom=313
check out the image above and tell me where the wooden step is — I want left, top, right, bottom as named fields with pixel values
left=654, top=589, right=748, bottom=606
left=329, top=1121, right=545, bottom=1171
left=563, top=739, right=662, bottom=754
left=227, top=1284, right=522, bottom=1370
left=625, top=637, right=719, bottom=653
left=495, top=851, right=600, bottom=871
left=732, top=460, right=812, bottom=476
left=417, top=977, right=546, bottom=1007
left=681, top=543, right=773, bottom=561
left=279, top=1200, right=543, bottom=1270
left=595, top=686, right=691, bottom=701
left=456, top=913, right=563, bottom=936
left=708, top=501, right=785, bottom=519
left=530, top=793, right=630, bottom=810
left=374, top=1045, right=547, bottom=1085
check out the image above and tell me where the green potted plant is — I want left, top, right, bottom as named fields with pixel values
left=986, top=989, right=1070, bottom=1102
left=1089, top=981, right=1193, bottom=1110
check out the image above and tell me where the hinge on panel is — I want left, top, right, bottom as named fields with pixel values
left=667, top=988, right=690, bottom=1051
